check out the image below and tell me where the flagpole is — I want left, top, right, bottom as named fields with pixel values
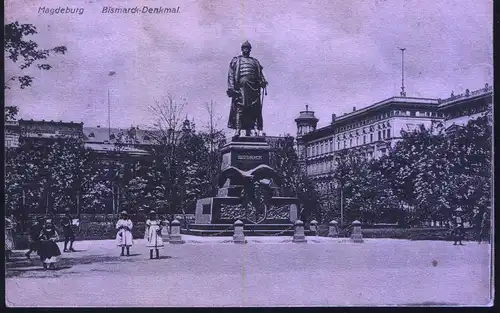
left=400, top=48, right=406, bottom=97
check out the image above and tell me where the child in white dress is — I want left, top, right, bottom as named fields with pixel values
left=116, top=210, right=133, bottom=256
left=145, top=210, right=163, bottom=259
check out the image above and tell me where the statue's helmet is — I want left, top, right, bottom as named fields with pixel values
left=241, top=41, right=252, bottom=49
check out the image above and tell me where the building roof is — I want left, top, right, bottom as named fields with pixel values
left=19, top=119, right=83, bottom=126
left=335, top=96, right=439, bottom=123
left=437, top=84, right=493, bottom=109
left=295, top=110, right=319, bottom=123
left=301, top=96, right=440, bottom=141
left=84, top=142, right=149, bottom=156
left=83, top=126, right=161, bottom=145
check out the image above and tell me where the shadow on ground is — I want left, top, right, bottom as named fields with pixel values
left=5, top=251, right=136, bottom=278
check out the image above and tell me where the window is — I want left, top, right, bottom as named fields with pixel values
left=410, top=111, right=416, bottom=117
left=363, top=136, right=366, bottom=144
left=338, top=142, right=340, bottom=149
left=370, top=134, right=373, bottom=142
left=343, top=141, right=346, bottom=148
left=386, top=129, right=390, bottom=138
left=349, top=139, right=352, bottom=147
left=356, top=137, right=359, bottom=145
left=378, top=131, right=381, bottom=141
left=330, top=140, right=333, bottom=152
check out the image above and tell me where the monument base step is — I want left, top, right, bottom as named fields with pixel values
left=181, top=226, right=315, bottom=237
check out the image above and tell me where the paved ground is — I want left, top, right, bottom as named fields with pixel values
left=5, top=236, right=492, bottom=307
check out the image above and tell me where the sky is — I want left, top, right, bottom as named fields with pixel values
left=5, top=0, right=493, bottom=136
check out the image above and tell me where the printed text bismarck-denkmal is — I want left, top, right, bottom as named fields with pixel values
left=102, top=6, right=180, bottom=14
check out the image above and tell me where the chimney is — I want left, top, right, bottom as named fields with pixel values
left=353, top=106, right=356, bottom=112
left=331, top=114, right=337, bottom=123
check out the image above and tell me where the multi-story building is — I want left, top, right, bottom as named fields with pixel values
left=295, top=83, right=493, bottom=192
left=5, top=120, right=20, bottom=148
left=16, top=119, right=83, bottom=145
left=83, top=125, right=153, bottom=159
left=437, top=83, right=493, bottom=132
left=296, top=96, right=444, bottom=180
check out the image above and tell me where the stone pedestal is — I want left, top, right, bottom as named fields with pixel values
left=161, top=220, right=170, bottom=243
left=293, top=220, right=307, bottom=243
left=328, top=220, right=339, bottom=238
left=220, top=136, right=272, bottom=172
left=169, top=219, right=185, bottom=244
left=350, top=220, right=364, bottom=243
left=192, top=136, right=301, bottom=234
left=310, top=220, right=318, bottom=236
left=233, top=220, right=246, bottom=244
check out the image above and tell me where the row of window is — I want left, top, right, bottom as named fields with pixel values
left=306, top=129, right=391, bottom=157
left=306, top=151, right=380, bottom=175
left=447, top=106, right=487, bottom=119
left=335, top=110, right=443, bottom=132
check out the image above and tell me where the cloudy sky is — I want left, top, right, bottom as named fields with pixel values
left=5, top=0, right=492, bottom=136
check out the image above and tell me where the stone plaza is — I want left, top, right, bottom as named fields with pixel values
left=5, top=237, right=491, bottom=307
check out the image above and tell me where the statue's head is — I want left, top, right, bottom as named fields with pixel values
left=241, top=41, right=252, bottom=56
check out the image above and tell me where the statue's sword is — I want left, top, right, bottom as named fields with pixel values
left=261, top=86, right=267, bottom=107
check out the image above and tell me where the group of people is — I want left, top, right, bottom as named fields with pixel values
left=5, top=208, right=167, bottom=270
left=116, top=210, right=165, bottom=259
left=451, top=207, right=490, bottom=245
left=24, top=208, right=77, bottom=270
left=5, top=208, right=77, bottom=270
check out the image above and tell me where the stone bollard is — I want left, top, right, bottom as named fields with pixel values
left=233, top=220, right=247, bottom=244
left=328, top=220, right=339, bottom=238
left=161, top=220, right=170, bottom=243
left=293, top=220, right=307, bottom=243
left=310, top=220, right=318, bottom=236
left=350, top=220, right=364, bottom=243
left=169, top=219, right=185, bottom=244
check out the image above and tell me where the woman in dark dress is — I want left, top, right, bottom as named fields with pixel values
left=37, top=219, right=62, bottom=270
left=25, top=218, right=44, bottom=259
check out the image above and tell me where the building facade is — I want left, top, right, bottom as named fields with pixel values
left=5, top=120, right=20, bottom=148
left=437, top=83, right=493, bottom=130
left=297, top=97, right=444, bottom=179
left=295, top=84, right=492, bottom=192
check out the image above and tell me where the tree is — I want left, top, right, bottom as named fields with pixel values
left=198, top=101, right=226, bottom=197
left=38, top=137, right=104, bottom=214
left=4, top=22, right=67, bottom=90
left=270, top=135, right=321, bottom=222
left=144, top=94, right=190, bottom=220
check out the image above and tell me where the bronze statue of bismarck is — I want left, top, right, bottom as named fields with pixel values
left=227, top=41, right=268, bottom=137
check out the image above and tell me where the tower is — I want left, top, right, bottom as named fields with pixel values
left=294, top=105, right=319, bottom=167
left=295, top=105, right=319, bottom=138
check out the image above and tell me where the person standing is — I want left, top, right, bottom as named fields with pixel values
left=479, top=212, right=490, bottom=244
left=37, top=219, right=62, bottom=270
left=61, top=208, right=76, bottom=252
left=5, top=215, right=17, bottom=262
left=472, top=209, right=482, bottom=243
left=145, top=210, right=163, bottom=259
left=116, top=210, right=133, bottom=256
left=25, top=218, right=44, bottom=259
left=452, top=208, right=465, bottom=245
